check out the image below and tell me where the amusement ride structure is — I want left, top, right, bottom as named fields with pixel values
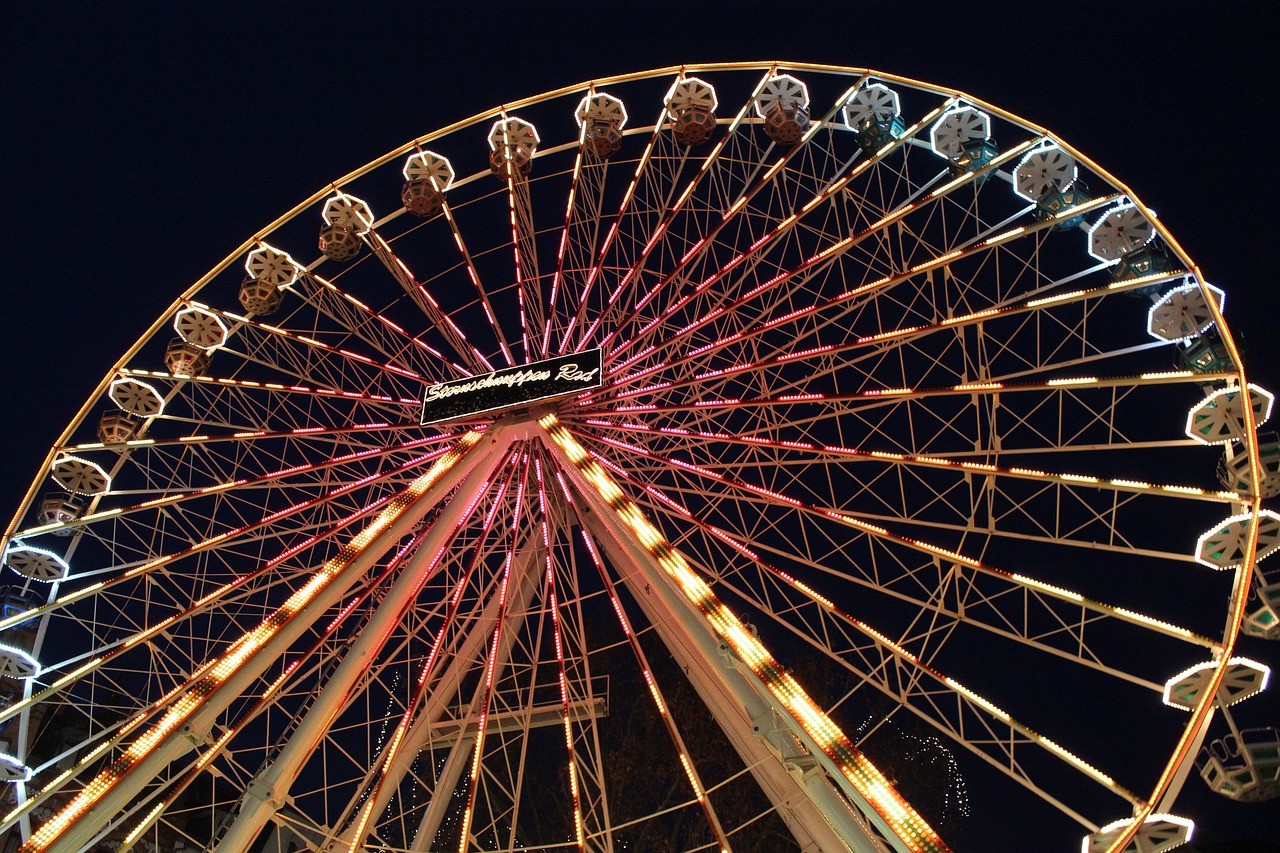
left=1, top=63, right=1277, bottom=851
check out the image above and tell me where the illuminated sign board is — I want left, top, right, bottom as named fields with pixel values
left=420, top=349, right=604, bottom=425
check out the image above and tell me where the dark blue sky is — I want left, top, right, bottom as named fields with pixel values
left=3, top=2, right=1277, bottom=848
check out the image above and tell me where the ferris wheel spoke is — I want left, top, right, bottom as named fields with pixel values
left=631, top=483, right=1170, bottom=696
left=58, top=418, right=423, bottom=456
left=858, top=268, right=1188, bottom=349
left=575, top=417, right=1237, bottom=506
left=588, top=76, right=871, bottom=359
left=437, top=194, right=517, bottom=367
left=394, top=526, right=550, bottom=851
left=557, top=85, right=683, bottom=356
left=572, top=426, right=1216, bottom=650
left=577, top=69, right=777, bottom=353
left=116, top=367, right=419, bottom=413
left=287, top=269, right=472, bottom=382
left=599, top=126, right=1044, bottom=374
left=451, top=455, right=534, bottom=852
left=597, top=95, right=965, bottom=365
left=470, top=466, right=620, bottom=852
left=489, top=117, right=544, bottom=363
left=311, top=518, right=523, bottom=849
left=12, top=445, right=445, bottom=584
left=15, top=430, right=455, bottom=540
left=586, top=371, right=1232, bottom=439
left=363, top=229, right=496, bottom=374
left=294, top=455, right=536, bottom=853
left=541, top=98, right=609, bottom=360
left=195, top=301, right=440, bottom=387
left=600, top=438, right=1212, bottom=692
left=566, top=130, right=697, bottom=361
left=0, top=442, right=456, bottom=641
left=597, top=188, right=1121, bottom=389
left=205, top=336, right=421, bottom=411
left=645, top=338, right=1202, bottom=452
left=564, top=499, right=735, bottom=849
left=595, top=264, right=1188, bottom=403
left=531, top=460, right=590, bottom=850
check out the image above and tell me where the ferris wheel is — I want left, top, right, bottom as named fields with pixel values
left=2, top=62, right=1277, bottom=852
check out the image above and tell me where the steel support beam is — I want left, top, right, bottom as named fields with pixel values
left=547, top=431, right=882, bottom=853
left=213, top=427, right=517, bottom=852
left=25, top=432, right=504, bottom=853
left=332, top=486, right=551, bottom=851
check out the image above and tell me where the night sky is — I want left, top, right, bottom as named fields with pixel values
left=3, top=2, right=1278, bottom=849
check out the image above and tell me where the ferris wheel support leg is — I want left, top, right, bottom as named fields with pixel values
left=22, top=431, right=505, bottom=853
left=334, top=528, right=550, bottom=851
left=556, top=460, right=882, bottom=853
left=213, top=427, right=517, bottom=853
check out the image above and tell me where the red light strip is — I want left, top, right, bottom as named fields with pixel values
left=557, top=96, right=672, bottom=356
left=363, top=230, right=495, bottom=373
left=439, top=196, right=516, bottom=367
left=542, top=120, right=591, bottom=360
left=301, top=270, right=472, bottom=379
left=498, top=121, right=534, bottom=362
left=203, top=303, right=441, bottom=381
left=576, top=70, right=777, bottom=352
left=457, top=454, right=529, bottom=851
left=534, top=459, right=587, bottom=849
left=564, top=497, right=732, bottom=850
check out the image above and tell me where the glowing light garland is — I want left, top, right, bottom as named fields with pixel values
left=540, top=413, right=948, bottom=853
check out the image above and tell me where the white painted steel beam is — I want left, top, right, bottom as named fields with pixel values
left=214, top=427, right=516, bottom=853
left=550, top=432, right=884, bottom=853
